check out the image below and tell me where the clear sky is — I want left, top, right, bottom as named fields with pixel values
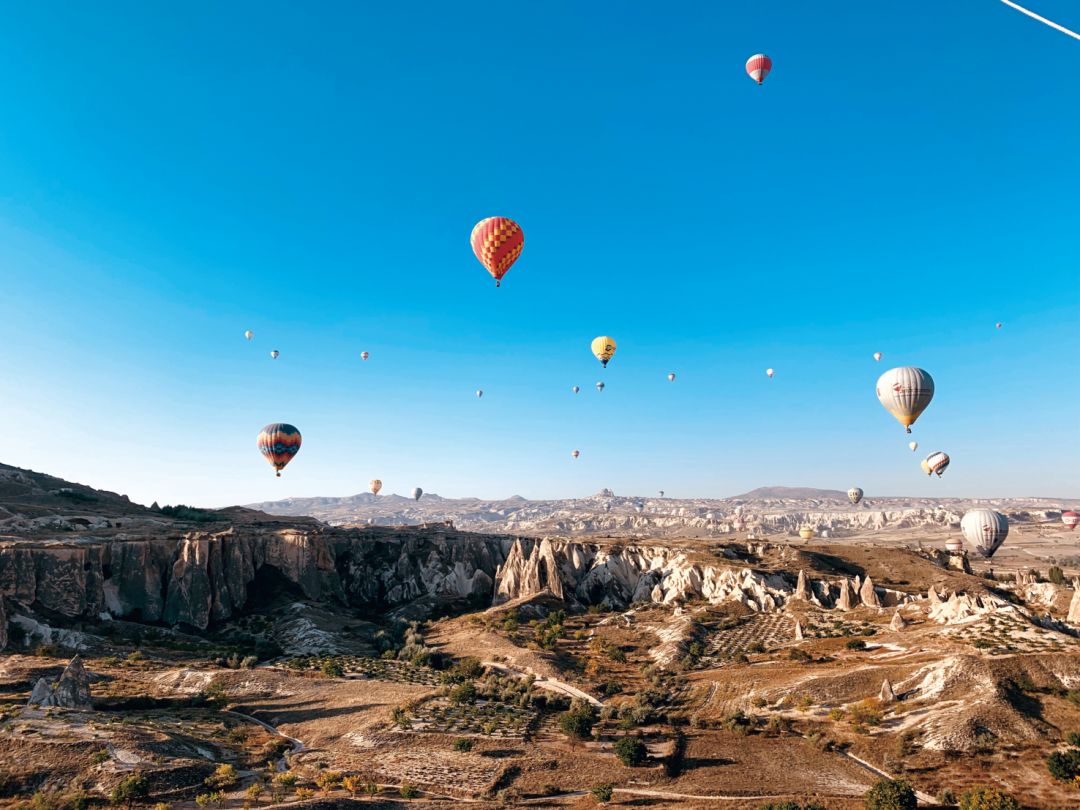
left=1, top=1, right=1077, bottom=507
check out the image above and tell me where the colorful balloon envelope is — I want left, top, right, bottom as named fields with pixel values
left=766, top=368, right=775, bottom=378
left=270, top=350, right=280, bottom=359
left=370, top=479, right=383, bottom=496
left=1063, top=511, right=1079, bottom=531
left=799, top=527, right=814, bottom=540
left=945, top=538, right=964, bottom=554
left=244, top=330, right=254, bottom=340
left=873, top=352, right=882, bottom=362
left=848, top=487, right=863, bottom=505
left=412, top=487, right=423, bottom=501
left=746, top=53, right=772, bottom=85
left=961, top=509, right=1008, bottom=558
left=996, top=322, right=1003, bottom=329
left=876, top=367, right=934, bottom=433
left=257, top=423, right=301, bottom=477
left=361, top=351, right=369, bottom=361
left=591, top=336, right=616, bottom=367
left=470, top=216, right=524, bottom=287
left=921, top=451, right=950, bottom=477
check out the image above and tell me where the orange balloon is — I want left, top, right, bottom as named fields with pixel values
left=470, top=217, right=524, bottom=287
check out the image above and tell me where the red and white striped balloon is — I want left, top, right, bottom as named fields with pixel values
left=746, top=54, right=772, bottom=85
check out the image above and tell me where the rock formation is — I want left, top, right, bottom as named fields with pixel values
left=879, top=678, right=896, bottom=703
left=859, top=575, right=881, bottom=608
left=0, top=597, right=6, bottom=651
left=1068, top=580, right=1080, bottom=626
left=836, top=579, right=857, bottom=611
left=793, top=570, right=810, bottom=600
left=890, top=610, right=907, bottom=631
left=28, top=656, right=92, bottom=709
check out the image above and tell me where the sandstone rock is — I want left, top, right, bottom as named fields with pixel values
left=928, top=586, right=942, bottom=604
left=28, top=656, right=92, bottom=709
left=0, top=597, right=6, bottom=651
left=793, top=570, right=810, bottom=600
left=794, top=620, right=803, bottom=641
left=879, top=678, right=896, bottom=702
left=1068, top=580, right=1080, bottom=626
left=836, top=579, right=857, bottom=611
left=859, top=575, right=881, bottom=608
left=890, top=610, right=907, bottom=631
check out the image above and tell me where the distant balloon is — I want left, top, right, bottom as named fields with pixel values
left=873, top=351, right=882, bottom=362
left=799, top=527, right=814, bottom=540
left=848, top=487, right=864, bottom=505
left=596, top=381, right=605, bottom=392
left=921, top=451, right=950, bottom=477
left=244, top=330, right=254, bottom=341
left=1062, top=511, right=1079, bottom=531
left=476, top=389, right=484, bottom=398
left=591, top=336, right=617, bottom=367
left=961, top=509, right=1008, bottom=558
left=766, top=368, right=775, bottom=378
left=572, top=385, right=580, bottom=394
left=659, top=490, right=665, bottom=498
left=361, top=351, right=370, bottom=361
left=909, top=441, right=919, bottom=452
left=996, top=322, right=1003, bottom=329
left=470, top=216, right=524, bottom=287
left=746, top=53, right=772, bottom=85
left=257, top=423, right=301, bottom=477
left=945, top=538, right=964, bottom=554
left=571, top=450, right=580, bottom=459
left=634, top=502, right=644, bottom=513
left=667, top=373, right=676, bottom=381
left=412, top=487, right=423, bottom=501
left=370, top=479, right=383, bottom=496
left=270, top=350, right=280, bottom=360
left=876, top=367, right=934, bottom=433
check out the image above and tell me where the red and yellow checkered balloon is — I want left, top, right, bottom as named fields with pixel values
left=470, top=216, right=524, bottom=287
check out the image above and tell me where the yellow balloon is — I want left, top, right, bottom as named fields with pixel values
left=799, top=527, right=814, bottom=540
left=591, top=336, right=617, bottom=367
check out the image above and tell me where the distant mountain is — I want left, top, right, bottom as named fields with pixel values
left=729, top=486, right=851, bottom=500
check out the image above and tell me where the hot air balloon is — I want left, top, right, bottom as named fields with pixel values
left=412, top=487, right=423, bottom=501
left=961, top=509, right=1008, bottom=558
left=270, top=350, right=280, bottom=360
left=571, top=450, right=580, bottom=459
left=572, top=386, right=580, bottom=394
left=476, top=389, right=483, bottom=398
left=591, top=337, right=617, bottom=367
left=1062, top=511, right=1079, bottom=531
left=658, top=490, right=665, bottom=498
left=766, top=368, right=775, bottom=378
left=848, top=487, right=864, bottom=505
left=667, top=373, right=676, bottom=381
left=945, top=538, right=964, bottom=554
left=470, top=216, right=524, bottom=287
left=370, top=479, right=383, bottom=496
left=634, top=502, right=644, bottom=513
left=746, top=53, right=772, bottom=85
left=921, top=451, right=950, bottom=477
left=876, top=367, right=934, bottom=433
left=996, top=322, right=1003, bottom=329
left=873, top=352, right=882, bottom=362
left=596, top=381, right=605, bottom=392
left=909, top=441, right=919, bottom=452
left=257, top=423, right=301, bottom=477
left=244, top=330, right=254, bottom=341
left=799, top=527, right=814, bottom=540
left=361, top=351, right=369, bottom=361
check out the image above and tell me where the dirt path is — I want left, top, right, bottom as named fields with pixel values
left=224, top=709, right=304, bottom=770
left=484, top=660, right=603, bottom=707
left=839, top=750, right=936, bottom=804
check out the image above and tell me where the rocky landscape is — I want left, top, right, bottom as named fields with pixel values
left=2, top=462, right=1080, bottom=808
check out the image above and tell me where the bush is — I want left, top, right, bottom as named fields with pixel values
left=846, top=639, right=867, bottom=650
left=315, top=771, right=343, bottom=794
left=591, top=783, right=614, bottom=803
left=204, top=764, right=238, bottom=791
left=453, top=738, right=473, bottom=752
left=1047, top=747, right=1080, bottom=781
left=864, top=778, right=916, bottom=810
left=1065, top=731, right=1080, bottom=747
left=89, top=749, right=110, bottom=765
left=450, top=682, right=477, bottom=704
left=320, top=659, right=344, bottom=677
left=1048, top=565, right=1066, bottom=585
left=958, top=787, right=1018, bottom=810
left=614, top=736, right=648, bottom=767
left=559, top=701, right=597, bottom=740
left=399, top=783, right=420, bottom=799
left=110, top=773, right=150, bottom=809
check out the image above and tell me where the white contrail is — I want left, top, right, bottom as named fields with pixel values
left=1000, top=0, right=1080, bottom=41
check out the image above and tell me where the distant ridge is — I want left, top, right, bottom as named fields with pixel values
left=729, top=486, right=849, bottom=500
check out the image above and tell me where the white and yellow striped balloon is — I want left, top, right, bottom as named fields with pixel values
left=876, top=367, right=934, bottom=433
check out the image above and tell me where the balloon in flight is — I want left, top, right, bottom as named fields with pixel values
left=945, top=538, right=964, bottom=554
left=766, top=368, right=775, bottom=378
left=596, top=381, right=605, bottom=392
left=244, top=330, right=253, bottom=341
left=470, top=216, right=524, bottom=287
left=476, top=389, right=483, bottom=398
left=571, top=450, right=580, bottom=459
left=799, top=527, right=814, bottom=540
left=876, top=367, right=934, bottom=433
left=667, top=373, right=676, bottom=381
left=960, top=509, right=1008, bottom=558
left=996, top=322, right=1003, bottom=329
left=361, top=351, right=369, bottom=361
left=746, top=53, right=772, bottom=85
left=591, top=336, right=617, bottom=367
left=571, top=386, right=580, bottom=394
left=848, top=487, right=863, bottom=505
left=1063, top=511, right=1080, bottom=531
left=369, top=479, right=383, bottom=496
left=257, top=423, right=301, bottom=477
left=658, top=490, right=665, bottom=498
left=873, top=352, right=882, bottom=362
left=921, top=451, right=950, bottom=477
left=909, top=441, right=918, bottom=452
left=270, top=350, right=280, bottom=360
left=412, top=487, right=423, bottom=501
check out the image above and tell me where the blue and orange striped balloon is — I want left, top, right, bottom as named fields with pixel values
left=257, top=423, right=302, bottom=476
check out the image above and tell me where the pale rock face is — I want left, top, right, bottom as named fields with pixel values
left=890, top=610, right=907, bottom=631
left=836, top=579, right=857, bottom=611
left=794, top=620, right=804, bottom=641
left=28, top=655, right=92, bottom=709
left=1068, top=581, right=1080, bottom=626
left=879, top=678, right=896, bottom=702
left=859, top=575, right=882, bottom=608
left=793, top=570, right=810, bottom=601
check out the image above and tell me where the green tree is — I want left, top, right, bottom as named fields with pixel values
left=614, top=736, right=648, bottom=767
left=1048, top=747, right=1080, bottom=781
left=1048, top=565, right=1066, bottom=585
left=244, top=783, right=263, bottom=805
left=320, top=659, right=344, bottom=677
left=591, top=783, right=614, bottom=803
left=110, top=773, right=150, bottom=810
left=315, top=771, right=343, bottom=795
left=559, top=700, right=597, bottom=740
left=342, top=776, right=362, bottom=798
left=453, top=738, right=473, bottom=752
left=399, top=783, right=420, bottom=799
left=449, top=682, right=477, bottom=704
left=864, top=779, right=916, bottom=810
left=204, top=764, right=238, bottom=791
left=958, top=786, right=1019, bottom=810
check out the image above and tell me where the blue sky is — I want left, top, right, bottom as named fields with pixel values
left=0, top=1, right=1077, bottom=506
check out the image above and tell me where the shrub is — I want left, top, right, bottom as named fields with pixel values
left=89, top=749, right=110, bottom=765
left=1047, top=747, right=1080, bottom=781
left=450, top=682, right=477, bottom=704
left=273, top=772, right=297, bottom=787
left=453, top=738, right=473, bottom=752
left=846, top=639, right=867, bottom=650
left=664, top=728, right=687, bottom=777
left=1048, top=565, right=1066, bottom=585
left=320, top=659, right=344, bottom=677
left=1065, top=731, right=1080, bottom=747
left=245, top=783, right=264, bottom=803
left=315, top=771, right=343, bottom=794
left=864, top=778, right=916, bottom=810
left=614, top=736, right=648, bottom=767
left=559, top=701, right=597, bottom=740
left=591, top=783, right=614, bottom=803
left=958, top=786, right=1019, bottom=810
left=294, top=787, right=314, bottom=801
left=204, top=764, right=238, bottom=791
left=399, top=783, right=420, bottom=799
left=110, top=773, right=150, bottom=809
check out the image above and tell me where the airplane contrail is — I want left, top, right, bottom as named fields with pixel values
left=1000, top=0, right=1080, bottom=41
